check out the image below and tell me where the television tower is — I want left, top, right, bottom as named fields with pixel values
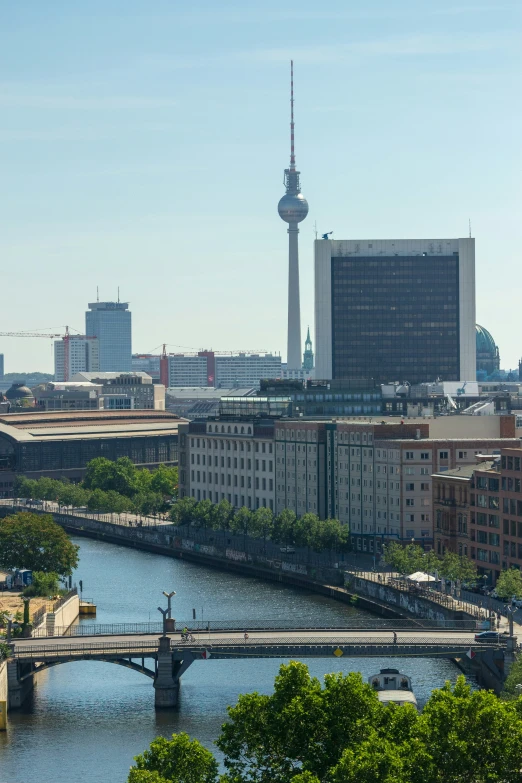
left=278, top=60, right=308, bottom=370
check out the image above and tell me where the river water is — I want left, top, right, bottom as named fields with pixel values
left=0, top=538, right=469, bottom=783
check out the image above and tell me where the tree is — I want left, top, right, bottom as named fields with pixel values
left=150, top=465, right=178, bottom=498
left=0, top=512, right=79, bottom=576
left=128, top=733, right=218, bottom=783
left=418, top=677, right=522, bottom=783
left=87, top=488, right=110, bottom=513
left=211, top=499, right=234, bottom=541
left=57, top=482, right=89, bottom=510
left=83, top=456, right=139, bottom=497
left=293, top=512, right=320, bottom=552
left=495, top=567, right=522, bottom=600
left=382, top=542, right=426, bottom=575
left=314, top=518, right=348, bottom=560
left=230, top=506, right=253, bottom=550
left=14, top=476, right=38, bottom=499
left=169, top=497, right=197, bottom=526
left=273, top=509, right=297, bottom=546
left=439, top=551, right=477, bottom=583
left=192, top=499, right=213, bottom=530
left=22, top=571, right=60, bottom=597
left=251, top=507, right=274, bottom=553
left=217, top=662, right=383, bottom=783
left=132, top=666, right=522, bottom=783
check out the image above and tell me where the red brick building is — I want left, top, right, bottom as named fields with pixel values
left=434, top=446, right=522, bottom=583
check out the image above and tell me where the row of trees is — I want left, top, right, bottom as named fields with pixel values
left=383, top=541, right=479, bottom=583
left=384, top=541, right=522, bottom=597
left=15, top=458, right=178, bottom=518
left=169, top=497, right=350, bottom=556
left=127, top=662, right=522, bottom=783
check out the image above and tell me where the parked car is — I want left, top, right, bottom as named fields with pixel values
left=474, top=631, right=504, bottom=642
left=279, top=546, right=296, bottom=554
left=27, top=498, right=44, bottom=506
left=510, top=596, right=522, bottom=609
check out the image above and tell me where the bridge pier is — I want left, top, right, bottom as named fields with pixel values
left=153, top=637, right=194, bottom=708
left=7, top=660, right=34, bottom=709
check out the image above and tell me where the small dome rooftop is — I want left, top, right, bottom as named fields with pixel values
left=5, top=382, right=34, bottom=400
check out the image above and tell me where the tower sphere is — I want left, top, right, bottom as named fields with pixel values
left=278, top=192, right=309, bottom=224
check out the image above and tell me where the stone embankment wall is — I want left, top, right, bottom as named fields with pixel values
left=45, top=594, right=80, bottom=636
left=346, top=573, right=472, bottom=625
left=0, top=660, right=7, bottom=705
left=53, top=514, right=404, bottom=618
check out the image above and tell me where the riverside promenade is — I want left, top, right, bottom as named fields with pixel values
left=1, top=500, right=521, bottom=640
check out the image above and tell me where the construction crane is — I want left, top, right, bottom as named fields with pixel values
left=0, top=327, right=95, bottom=381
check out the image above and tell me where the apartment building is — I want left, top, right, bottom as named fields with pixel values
left=179, top=411, right=519, bottom=555
left=433, top=463, right=491, bottom=562
left=433, top=447, right=522, bottom=584
left=178, top=419, right=276, bottom=511
left=275, top=420, right=328, bottom=519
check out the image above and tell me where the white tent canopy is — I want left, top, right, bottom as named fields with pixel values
left=406, top=571, right=437, bottom=582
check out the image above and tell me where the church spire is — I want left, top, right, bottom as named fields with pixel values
left=303, top=326, right=314, bottom=370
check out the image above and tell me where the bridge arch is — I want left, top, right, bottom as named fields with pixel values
left=19, top=656, right=156, bottom=682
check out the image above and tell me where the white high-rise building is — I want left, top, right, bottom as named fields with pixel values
left=132, top=354, right=161, bottom=380
left=315, top=237, right=476, bottom=384
left=54, top=336, right=99, bottom=382
left=167, top=352, right=282, bottom=389
left=86, top=301, right=132, bottom=372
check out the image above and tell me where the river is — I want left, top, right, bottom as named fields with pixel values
left=0, top=537, right=470, bottom=783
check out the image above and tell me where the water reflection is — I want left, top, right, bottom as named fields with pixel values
left=0, top=538, right=471, bottom=783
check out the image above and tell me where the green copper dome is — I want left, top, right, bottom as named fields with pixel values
left=476, top=324, right=497, bottom=355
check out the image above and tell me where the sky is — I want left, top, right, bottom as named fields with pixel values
left=1, top=0, right=521, bottom=373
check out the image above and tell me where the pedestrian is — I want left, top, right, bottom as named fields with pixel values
left=393, top=632, right=397, bottom=644
left=244, top=632, right=249, bottom=642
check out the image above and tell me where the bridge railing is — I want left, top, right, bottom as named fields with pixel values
left=13, top=633, right=506, bottom=660
left=30, top=616, right=479, bottom=638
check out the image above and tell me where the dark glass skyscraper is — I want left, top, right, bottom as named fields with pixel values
left=315, top=238, right=476, bottom=384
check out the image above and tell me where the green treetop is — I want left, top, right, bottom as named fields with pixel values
left=495, top=568, right=522, bottom=600
left=0, top=511, right=79, bottom=576
left=130, top=662, right=522, bottom=783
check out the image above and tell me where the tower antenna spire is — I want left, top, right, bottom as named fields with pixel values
left=278, top=60, right=308, bottom=371
left=290, top=60, right=295, bottom=171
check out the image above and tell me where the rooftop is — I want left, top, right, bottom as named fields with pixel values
left=0, top=410, right=182, bottom=443
left=166, top=387, right=256, bottom=398
left=73, top=372, right=152, bottom=382
left=433, top=461, right=495, bottom=479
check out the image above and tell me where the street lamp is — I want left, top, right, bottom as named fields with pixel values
left=157, top=590, right=176, bottom=636
left=163, top=591, right=176, bottom=620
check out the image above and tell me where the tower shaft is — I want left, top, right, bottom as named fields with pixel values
left=278, top=61, right=308, bottom=371
left=287, top=223, right=301, bottom=369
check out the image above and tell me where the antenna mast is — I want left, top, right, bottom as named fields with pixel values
left=469, top=218, right=472, bottom=239
left=290, top=60, right=295, bottom=171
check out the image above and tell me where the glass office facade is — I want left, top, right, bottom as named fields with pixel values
left=331, top=255, right=460, bottom=384
left=86, top=302, right=132, bottom=372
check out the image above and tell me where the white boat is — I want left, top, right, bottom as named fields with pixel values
left=368, top=668, right=418, bottom=710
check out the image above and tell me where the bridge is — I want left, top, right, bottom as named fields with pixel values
left=8, top=625, right=510, bottom=708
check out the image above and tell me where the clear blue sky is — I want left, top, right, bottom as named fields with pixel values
left=1, top=1, right=521, bottom=372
